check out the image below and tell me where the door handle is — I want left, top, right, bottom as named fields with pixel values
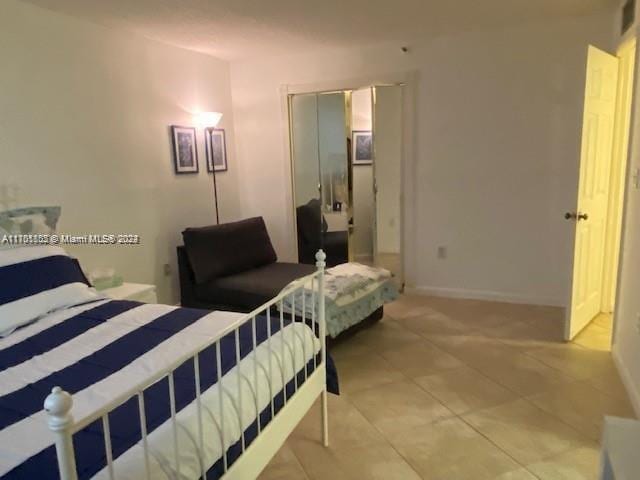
left=564, top=212, right=589, bottom=221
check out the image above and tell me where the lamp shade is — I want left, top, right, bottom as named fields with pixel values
left=195, top=111, right=223, bottom=128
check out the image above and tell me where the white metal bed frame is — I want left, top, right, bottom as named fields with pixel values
left=43, top=250, right=329, bottom=480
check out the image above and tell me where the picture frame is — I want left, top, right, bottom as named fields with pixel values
left=206, top=128, right=228, bottom=173
left=352, top=131, right=373, bottom=165
left=170, top=126, right=199, bottom=174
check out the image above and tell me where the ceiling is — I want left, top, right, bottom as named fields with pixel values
left=22, top=0, right=617, bottom=60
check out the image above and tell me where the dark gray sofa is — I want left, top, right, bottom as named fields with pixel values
left=178, top=217, right=315, bottom=312
left=296, top=198, right=348, bottom=267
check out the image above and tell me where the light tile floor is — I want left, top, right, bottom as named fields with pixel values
left=259, top=295, right=636, bottom=480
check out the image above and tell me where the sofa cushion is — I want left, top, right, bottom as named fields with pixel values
left=195, top=262, right=315, bottom=311
left=183, top=217, right=277, bottom=284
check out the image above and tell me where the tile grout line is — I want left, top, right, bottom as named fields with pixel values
left=364, top=313, right=604, bottom=440
left=322, top=306, right=607, bottom=479
left=347, top=394, right=450, bottom=480
left=425, top=339, right=604, bottom=449
left=456, top=413, right=545, bottom=480
left=340, top=342, right=530, bottom=480
left=313, top=385, right=428, bottom=480
left=286, top=446, right=314, bottom=480
left=398, top=311, right=627, bottom=407
left=388, top=312, right=604, bottom=458
left=341, top=357, right=451, bottom=480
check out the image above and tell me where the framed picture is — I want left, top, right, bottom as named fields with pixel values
left=171, top=126, right=199, bottom=174
left=206, top=128, right=228, bottom=173
left=352, top=131, right=373, bottom=165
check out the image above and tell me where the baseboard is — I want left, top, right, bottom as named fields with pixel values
left=612, top=348, right=640, bottom=418
left=405, top=285, right=565, bottom=308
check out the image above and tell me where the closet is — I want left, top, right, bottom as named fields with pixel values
left=288, top=85, right=404, bottom=284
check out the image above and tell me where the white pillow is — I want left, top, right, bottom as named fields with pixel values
left=0, top=246, right=102, bottom=336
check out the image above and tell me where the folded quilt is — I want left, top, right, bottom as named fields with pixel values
left=280, top=263, right=399, bottom=338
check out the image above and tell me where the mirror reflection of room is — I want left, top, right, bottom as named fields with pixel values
left=291, top=92, right=349, bottom=267
left=351, top=88, right=375, bottom=266
left=290, top=85, right=404, bottom=286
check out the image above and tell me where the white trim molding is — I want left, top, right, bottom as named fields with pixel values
left=612, top=348, right=640, bottom=418
left=405, top=285, right=565, bottom=308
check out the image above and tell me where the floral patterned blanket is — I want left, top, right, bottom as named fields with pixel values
left=280, top=263, right=399, bottom=338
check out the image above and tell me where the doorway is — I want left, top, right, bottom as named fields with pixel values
left=288, top=84, right=405, bottom=286
left=566, top=40, right=637, bottom=343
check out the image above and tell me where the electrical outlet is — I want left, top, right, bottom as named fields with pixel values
left=163, top=264, right=172, bottom=276
left=437, top=246, right=447, bottom=259
left=633, top=168, right=640, bottom=189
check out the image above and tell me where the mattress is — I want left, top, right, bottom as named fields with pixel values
left=0, top=300, right=323, bottom=479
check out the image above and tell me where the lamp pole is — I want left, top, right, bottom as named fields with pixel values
left=196, top=112, right=223, bottom=225
left=209, top=129, right=220, bottom=225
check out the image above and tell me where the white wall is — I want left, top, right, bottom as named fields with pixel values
left=231, top=13, right=615, bottom=305
left=612, top=14, right=640, bottom=412
left=614, top=91, right=640, bottom=412
left=0, top=0, right=240, bottom=304
left=351, top=88, right=374, bottom=259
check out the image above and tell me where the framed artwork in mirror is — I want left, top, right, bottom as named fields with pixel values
left=206, top=128, right=228, bottom=173
left=352, top=131, right=373, bottom=165
left=171, top=126, right=199, bottom=174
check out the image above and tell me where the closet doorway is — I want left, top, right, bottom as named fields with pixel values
left=288, top=85, right=404, bottom=287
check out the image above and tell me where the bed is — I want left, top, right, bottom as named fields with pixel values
left=0, top=246, right=335, bottom=480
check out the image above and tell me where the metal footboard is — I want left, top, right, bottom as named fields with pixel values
left=44, top=250, right=328, bottom=480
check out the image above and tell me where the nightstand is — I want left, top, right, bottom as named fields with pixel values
left=101, top=283, right=158, bottom=303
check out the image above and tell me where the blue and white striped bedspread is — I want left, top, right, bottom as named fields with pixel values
left=0, top=300, right=335, bottom=479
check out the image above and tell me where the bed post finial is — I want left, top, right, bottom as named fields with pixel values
left=45, top=386, right=72, bottom=419
left=44, top=387, right=78, bottom=480
left=315, top=249, right=326, bottom=269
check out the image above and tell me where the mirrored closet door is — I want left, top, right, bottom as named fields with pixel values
left=290, top=92, right=350, bottom=267
left=289, top=84, right=404, bottom=285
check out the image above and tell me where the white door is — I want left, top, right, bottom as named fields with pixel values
left=567, top=46, right=619, bottom=340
